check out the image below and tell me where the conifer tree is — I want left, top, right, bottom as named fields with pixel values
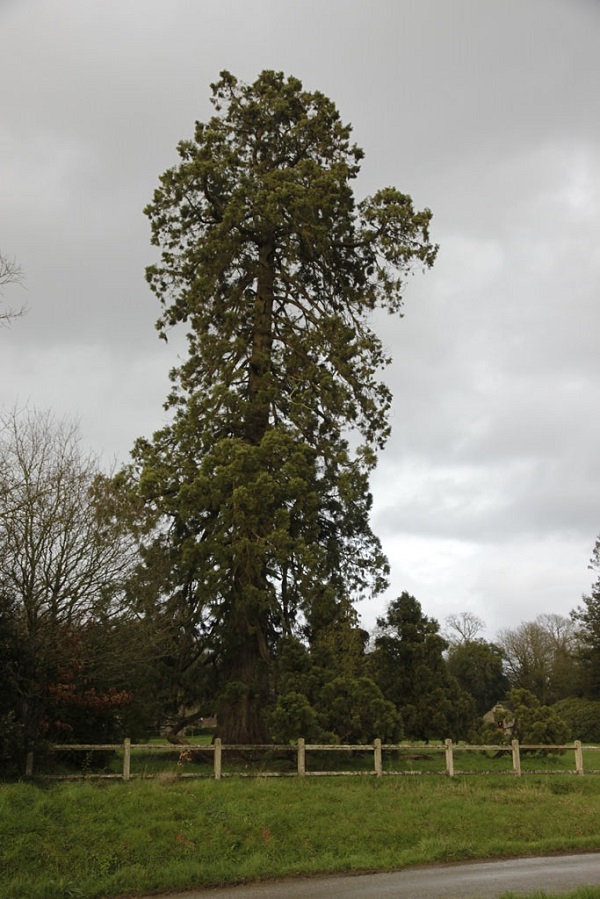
left=573, top=534, right=600, bottom=698
left=135, top=71, right=437, bottom=743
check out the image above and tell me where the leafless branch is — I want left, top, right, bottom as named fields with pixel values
left=0, top=251, right=26, bottom=325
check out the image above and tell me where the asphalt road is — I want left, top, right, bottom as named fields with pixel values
left=139, top=853, right=600, bottom=898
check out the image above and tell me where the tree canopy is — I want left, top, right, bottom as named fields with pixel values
left=572, top=534, right=600, bottom=698
left=498, top=614, right=579, bottom=705
left=0, top=408, right=143, bottom=764
left=369, top=593, right=475, bottom=740
left=134, top=70, right=437, bottom=743
left=446, top=638, right=507, bottom=715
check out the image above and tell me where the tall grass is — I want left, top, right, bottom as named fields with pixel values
left=2, top=775, right=600, bottom=898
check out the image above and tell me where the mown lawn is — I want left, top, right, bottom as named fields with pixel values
left=2, top=773, right=600, bottom=898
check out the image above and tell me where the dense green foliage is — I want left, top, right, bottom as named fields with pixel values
left=133, top=70, right=437, bottom=742
left=369, top=592, right=475, bottom=740
left=553, top=698, right=600, bottom=743
left=573, top=535, right=600, bottom=698
left=1, top=397, right=598, bottom=769
left=266, top=601, right=400, bottom=744
left=505, top=688, right=570, bottom=749
left=446, top=638, right=508, bottom=715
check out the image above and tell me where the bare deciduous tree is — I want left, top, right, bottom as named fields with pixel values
left=0, top=251, right=25, bottom=325
left=444, top=611, right=485, bottom=645
left=0, top=408, right=141, bottom=751
left=497, top=614, right=579, bottom=704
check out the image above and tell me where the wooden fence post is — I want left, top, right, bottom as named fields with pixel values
left=575, top=740, right=584, bottom=775
left=122, top=738, right=131, bottom=781
left=25, top=751, right=34, bottom=777
left=374, top=739, right=382, bottom=777
left=297, top=738, right=306, bottom=777
left=445, top=738, right=454, bottom=777
left=512, top=739, right=521, bottom=776
left=214, top=738, right=222, bottom=780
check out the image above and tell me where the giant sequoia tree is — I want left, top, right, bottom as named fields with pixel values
left=135, top=71, right=437, bottom=743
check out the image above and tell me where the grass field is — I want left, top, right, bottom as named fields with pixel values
left=504, top=892, right=600, bottom=899
left=3, top=772, right=600, bottom=898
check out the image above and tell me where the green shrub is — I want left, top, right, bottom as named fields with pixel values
left=553, top=698, right=600, bottom=742
left=268, top=691, right=323, bottom=743
left=507, top=689, right=570, bottom=754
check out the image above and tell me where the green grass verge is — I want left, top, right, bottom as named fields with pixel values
left=2, top=775, right=600, bottom=898
left=502, top=891, right=600, bottom=899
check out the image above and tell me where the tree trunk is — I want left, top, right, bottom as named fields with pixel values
left=216, top=239, right=276, bottom=745
left=245, top=238, right=275, bottom=445
left=217, top=631, right=271, bottom=744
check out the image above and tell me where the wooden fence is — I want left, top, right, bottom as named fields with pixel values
left=24, top=737, right=600, bottom=781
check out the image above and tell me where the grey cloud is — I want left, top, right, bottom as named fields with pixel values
left=1, top=0, right=599, bottom=637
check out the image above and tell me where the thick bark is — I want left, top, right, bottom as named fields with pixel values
left=217, top=630, right=271, bottom=744
left=217, top=239, right=276, bottom=745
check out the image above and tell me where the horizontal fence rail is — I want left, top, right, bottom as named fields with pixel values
left=24, top=737, right=600, bottom=781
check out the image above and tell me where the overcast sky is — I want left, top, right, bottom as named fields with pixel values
left=1, top=0, right=599, bottom=639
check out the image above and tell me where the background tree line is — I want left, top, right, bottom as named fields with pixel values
left=1, top=405, right=599, bottom=775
